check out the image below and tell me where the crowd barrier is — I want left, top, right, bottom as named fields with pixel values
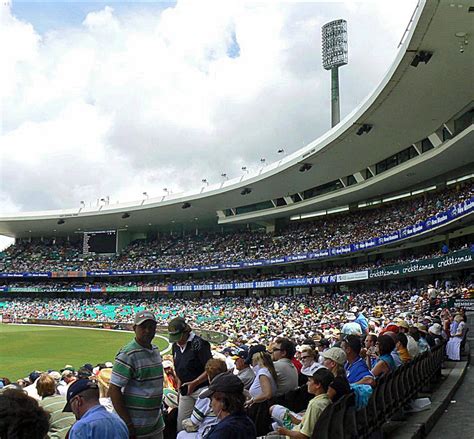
left=250, top=342, right=446, bottom=438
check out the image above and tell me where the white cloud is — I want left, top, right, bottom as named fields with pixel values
left=0, top=0, right=418, bottom=217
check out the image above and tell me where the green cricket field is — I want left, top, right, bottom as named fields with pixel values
left=0, top=324, right=170, bottom=381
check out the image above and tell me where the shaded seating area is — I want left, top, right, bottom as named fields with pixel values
left=248, top=342, right=446, bottom=439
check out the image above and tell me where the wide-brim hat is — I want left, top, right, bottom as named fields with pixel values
left=199, top=372, right=244, bottom=399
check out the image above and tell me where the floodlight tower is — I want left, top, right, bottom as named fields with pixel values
left=322, top=19, right=348, bottom=127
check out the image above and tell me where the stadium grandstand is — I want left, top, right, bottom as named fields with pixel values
left=0, top=1, right=473, bottom=439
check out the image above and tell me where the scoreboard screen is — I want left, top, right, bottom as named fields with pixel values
left=83, top=230, right=117, bottom=254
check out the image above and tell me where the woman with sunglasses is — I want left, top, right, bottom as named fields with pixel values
left=298, top=347, right=323, bottom=386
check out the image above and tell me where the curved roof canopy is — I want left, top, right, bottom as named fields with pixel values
left=1, top=0, right=473, bottom=238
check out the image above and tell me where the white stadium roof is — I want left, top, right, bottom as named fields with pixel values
left=1, top=0, right=473, bottom=238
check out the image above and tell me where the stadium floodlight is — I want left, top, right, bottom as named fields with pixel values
left=142, top=192, right=149, bottom=199
left=201, top=179, right=209, bottom=185
left=241, top=166, right=249, bottom=173
left=322, top=19, right=348, bottom=127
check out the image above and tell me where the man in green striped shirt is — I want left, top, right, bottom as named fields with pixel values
left=37, top=373, right=76, bottom=439
left=110, top=311, right=165, bottom=439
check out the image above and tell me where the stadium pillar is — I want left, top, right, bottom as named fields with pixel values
left=331, top=67, right=340, bottom=127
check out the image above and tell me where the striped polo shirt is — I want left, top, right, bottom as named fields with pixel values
left=39, top=394, right=76, bottom=439
left=111, top=339, right=164, bottom=437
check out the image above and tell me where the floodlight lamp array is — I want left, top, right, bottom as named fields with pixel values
left=322, top=19, right=348, bottom=70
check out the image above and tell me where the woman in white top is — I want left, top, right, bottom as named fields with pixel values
left=247, top=351, right=277, bottom=405
left=446, top=314, right=466, bottom=361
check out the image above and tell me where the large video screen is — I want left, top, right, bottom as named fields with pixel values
left=83, top=230, right=117, bottom=254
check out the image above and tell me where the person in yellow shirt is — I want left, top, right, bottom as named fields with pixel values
left=396, top=333, right=411, bottom=364
left=265, top=368, right=334, bottom=439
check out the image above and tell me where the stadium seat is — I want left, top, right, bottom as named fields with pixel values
left=310, top=402, right=334, bottom=439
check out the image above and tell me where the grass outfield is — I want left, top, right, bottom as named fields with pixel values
left=0, top=324, right=170, bottom=381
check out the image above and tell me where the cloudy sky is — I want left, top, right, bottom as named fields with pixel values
left=0, top=0, right=417, bottom=247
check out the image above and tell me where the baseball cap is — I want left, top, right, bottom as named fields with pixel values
left=322, top=347, right=347, bottom=366
left=63, top=379, right=98, bottom=412
left=77, top=367, right=92, bottom=379
left=134, top=311, right=156, bottom=326
left=168, top=317, right=190, bottom=342
left=232, top=347, right=249, bottom=360
left=199, top=372, right=244, bottom=399
left=163, top=360, right=173, bottom=369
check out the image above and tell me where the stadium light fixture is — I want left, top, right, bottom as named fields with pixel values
left=410, top=50, right=433, bottom=67
left=241, top=166, right=249, bottom=173
left=221, top=173, right=228, bottom=180
left=80, top=201, right=85, bottom=207
left=322, top=19, right=348, bottom=127
left=201, top=179, right=209, bottom=185
left=356, top=124, right=372, bottom=136
left=260, top=158, right=266, bottom=165
left=142, top=192, right=149, bottom=199
left=299, top=163, right=312, bottom=172
left=277, top=148, right=285, bottom=154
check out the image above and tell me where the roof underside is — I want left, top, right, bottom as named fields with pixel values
left=1, top=0, right=474, bottom=238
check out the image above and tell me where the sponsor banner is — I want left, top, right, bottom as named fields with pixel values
left=106, top=286, right=138, bottom=292
left=336, top=271, right=369, bottom=282
left=369, top=248, right=474, bottom=279
left=10, top=287, right=39, bottom=292
left=454, top=299, right=474, bottom=311
left=1, top=197, right=473, bottom=279
left=0, top=273, right=26, bottom=277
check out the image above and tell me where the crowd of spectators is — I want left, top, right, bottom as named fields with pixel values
left=0, top=281, right=470, bottom=438
left=1, top=182, right=472, bottom=273
left=1, top=281, right=471, bottom=347
left=0, top=240, right=471, bottom=294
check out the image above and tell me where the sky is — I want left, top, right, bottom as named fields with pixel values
left=0, top=0, right=418, bottom=249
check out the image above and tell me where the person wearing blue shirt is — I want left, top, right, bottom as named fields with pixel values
left=63, top=379, right=128, bottom=439
left=352, top=307, right=369, bottom=334
left=342, top=335, right=374, bottom=386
